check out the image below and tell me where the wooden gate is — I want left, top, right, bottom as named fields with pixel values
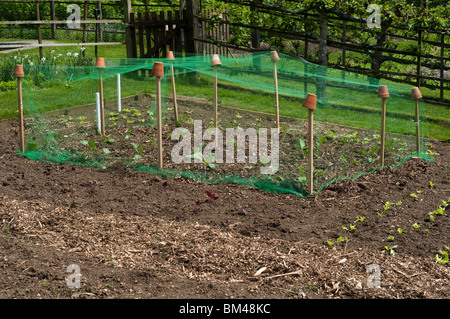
left=127, top=10, right=186, bottom=59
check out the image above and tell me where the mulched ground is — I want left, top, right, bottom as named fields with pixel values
left=0, top=97, right=449, bottom=300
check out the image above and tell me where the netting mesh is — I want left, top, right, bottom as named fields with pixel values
left=18, top=52, right=434, bottom=197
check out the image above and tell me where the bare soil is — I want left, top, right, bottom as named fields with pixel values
left=0, top=96, right=449, bottom=301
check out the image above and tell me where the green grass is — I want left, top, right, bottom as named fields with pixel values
left=1, top=42, right=449, bottom=141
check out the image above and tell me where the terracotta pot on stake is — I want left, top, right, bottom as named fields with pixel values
left=95, top=57, right=106, bottom=136
left=166, top=51, right=179, bottom=122
left=14, top=65, right=25, bottom=153
left=302, top=93, right=317, bottom=195
left=211, top=54, right=222, bottom=129
left=152, top=62, right=164, bottom=169
left=271, top=51, right=280, bottom=130
left=411, top=87, right=422, bottom=154
left=377, top=85, right=389, bottom=167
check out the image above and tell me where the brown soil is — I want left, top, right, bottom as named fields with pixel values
left=0, top=96, right=449, bottom=301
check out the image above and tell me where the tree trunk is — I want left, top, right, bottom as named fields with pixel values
left=369, top=20, right=391, bottom=86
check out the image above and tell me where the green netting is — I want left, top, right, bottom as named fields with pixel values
left=18, top=51, right=436, bottom=197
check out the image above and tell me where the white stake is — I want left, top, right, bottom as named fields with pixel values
left=95, top=92, right=101, bottom=133
left=117, top=73, right=121, bottom=113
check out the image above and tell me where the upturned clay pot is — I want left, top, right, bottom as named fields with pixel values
left=411, top=87, right=422, bottom=100
left=151, top=62, right=164, bottom=77
left=271, top=51, right=280, bottom=62
left=378, top=85, right=390, bottom=98
left=166, top=51, right=175, bottom=60
left=302, top=93, right=317, bottom=111
left=211, top=54, right=222, bottom=67
left=95, top=57, right=106, bottom=69
left=14, top=65, right=24, bottom=78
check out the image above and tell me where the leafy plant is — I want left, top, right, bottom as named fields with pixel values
left=342, top=223, right=357, bottom=231
left=280, top=125, right=292, bottom=135
left=354, top=216, right=366, bottom=223
left=410, top=193, right=418, bottom=199
left=368, top=146, right=380, bottom=162
left=340, top=154, right=347, bottom=168
left=435, top=247, right=449, bottom=264
left=131, top=142, right=144, bottom=159
left=296, top=138, right=308, bottom=159
left=412, top=223, right=420, bottom=229
left=122, top=128, right=131, bottom=140
left=337, top=236, right=348, bottom=243
left=316, top=136, right=327, bottom=152
left=383, top=245, right=398, bottom=256
left=80, top=139, right=109, bottom=154
left=327, top=130, right=337, bottom=139
left=397, top=228, right=403, bottom=234
left=429, top=181, right=434, bottom=190
left=383, top=201, right=393, bottom=211
left=186, top=151, right=217, bottom=169
left=80, top=140, right=96, bottom=152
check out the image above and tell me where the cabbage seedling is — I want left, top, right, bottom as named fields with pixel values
left=131, top=142, right=144, bottom=159
left=383, top=245, right=397, bottom=256
left=435, top=247, right=449, bottom=264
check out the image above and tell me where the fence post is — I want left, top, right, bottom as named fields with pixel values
left=185, top=0, right=199, bottom=54
left=123, top=0, right=135, bottom=59
left=82, top=1, right=88, bottom=57
left=50, top=0, right=56, bottom=40
left=35, top=0, right=43, bottom=60
left=97, top=0, right=103, bottom=42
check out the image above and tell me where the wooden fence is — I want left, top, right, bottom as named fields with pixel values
left=196, top=0, right=450, bottom=105
left=1, top=0, right=449, bottom=105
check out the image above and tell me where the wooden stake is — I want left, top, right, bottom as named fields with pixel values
left=166, top=51, right=178, bottom=123
left=152, top=62, right=164, bottom=169
left=17, top=77, right=25, bottom=153
left=377, top=85, right=389, bottom=167
left=411, top=87, right=422, bottom=154
left=307, top=108, right=314, bottom=194
left=213, top=66, right=218, bottom=129
left=14, top=65, right=25, bottom=153
left=156, top=76, right=163, bottom=169
left=273, top=61, right=280, bottom=130
left=302, top=93, right=317, bottom=195
left=415, top=99, right=420, bottom=154
left=271, top=51, right=280, bottom=130
left=170, top=64, right=178, bottom=122
left=211, top=54, right=222, bottom=129
left=380, top=97, right=386, bottom=167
